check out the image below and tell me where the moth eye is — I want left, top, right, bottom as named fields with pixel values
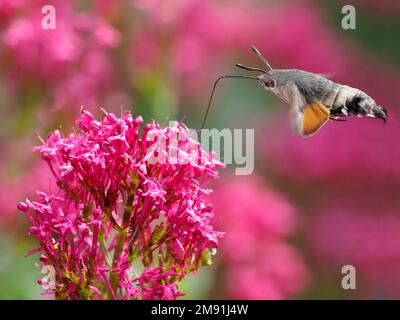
left=267, top=79, right=276, bottom=88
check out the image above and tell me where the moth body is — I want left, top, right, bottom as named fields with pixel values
left=258, top=69, right=387, bottom=136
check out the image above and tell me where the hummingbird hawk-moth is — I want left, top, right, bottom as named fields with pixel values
left=202, top=46, right=387, bottom=137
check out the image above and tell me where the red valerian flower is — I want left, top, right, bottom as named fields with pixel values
left=18, top=110, right=224, bottom=300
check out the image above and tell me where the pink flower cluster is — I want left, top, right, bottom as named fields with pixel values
left=211, top=175, right=308, bottom=299
left=18, top=110, right=224, bottom=299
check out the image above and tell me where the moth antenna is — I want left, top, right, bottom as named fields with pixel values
left=235, top=63, right=268, bottom=74
left=250, top=45, right=273, bottom=71
left=201, top=75, right=259, bottom=129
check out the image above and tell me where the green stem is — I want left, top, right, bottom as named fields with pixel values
left=109, top=193, right=134, bottom=295
left=99, top=228, right=112, bottom=269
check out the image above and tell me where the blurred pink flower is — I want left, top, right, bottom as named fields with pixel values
left=0, top=0, right=26, bottom=24
left=228, top=241, right=308, bottom=300
left=134, top=0, right=192, bottom=25
left=0, top=1, right=121, bottom=116
left=263, top=114, right=400, bottom=184
left=2, top=6, right=81, bottom=82
left=309, top=199, right=400, bottom=298
left=131, top=33, right=160, bottom=68
left=53, top=51, right=118, bottom=111
left=0, top=161, right=55, bottom=226
left=210, top=175, right=308, bottom=299
left=18, top=110, right=224, bottom=299
left=339, top=0, right=400, bottom=13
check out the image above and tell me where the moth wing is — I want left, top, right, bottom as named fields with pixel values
left=290, top=100, right=330, bottom=137
left=317, top=73, right=334, bottom=79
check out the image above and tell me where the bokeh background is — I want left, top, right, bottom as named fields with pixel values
left=1, top=0, right=400, bottom=299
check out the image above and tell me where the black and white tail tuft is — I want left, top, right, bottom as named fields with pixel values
left=371, top=105, right=388, bottom=122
